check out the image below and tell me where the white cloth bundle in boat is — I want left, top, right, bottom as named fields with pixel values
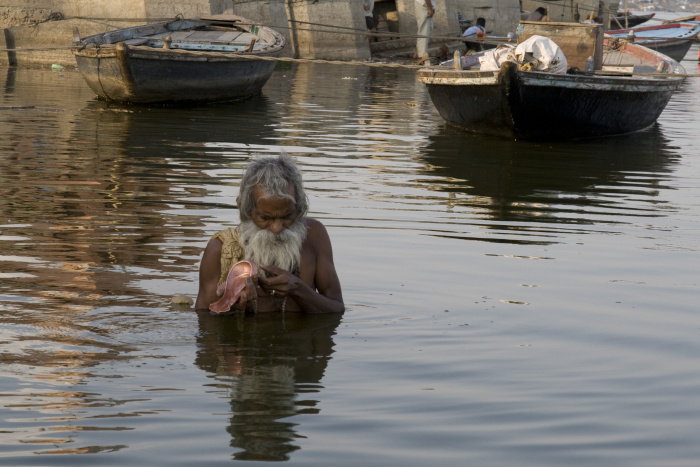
left=477, top=45, right=517, bottom=71
left=479, top=35, right=567, bottom=74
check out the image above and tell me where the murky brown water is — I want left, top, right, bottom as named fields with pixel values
left=2, top=43, right=700, bottom=466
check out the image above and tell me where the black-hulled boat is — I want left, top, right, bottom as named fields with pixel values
left=417, top=25, right=685, bottom=140
left=72, top=15, right=285, bottom=104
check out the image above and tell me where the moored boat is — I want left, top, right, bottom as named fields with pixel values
left=606, top=18, right=700, bottom=62
left=611, top=11, right=655, bottom=28
left=417, top=22, right=685, bottom=140
left=72, top=15, right=285, bottom=104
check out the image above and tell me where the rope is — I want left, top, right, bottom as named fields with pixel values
left=4, top=14, right=700, bottom=73
left=0, top=44, right=424, bottom=69
left=266, top=20, right=507, bottom=46
left=9, top=44, right=700, bottom=76
left=21, top=14, right=509, bottom=48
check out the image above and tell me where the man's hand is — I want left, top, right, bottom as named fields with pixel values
left=236, top=275, right=258, bottom=311
left=258, top=265, right=297, bottom=297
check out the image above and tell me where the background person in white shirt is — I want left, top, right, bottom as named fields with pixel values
left=462, top=17, right=486, bottom=52
left=415, top=0, right=436, bottom=63
left=364, top=0, right=377, bottom=36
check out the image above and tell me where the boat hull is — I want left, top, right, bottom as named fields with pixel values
left=75, top=44, right=279, bottom=104
left=612, top=12, right=655, bottom=28
left=627, top=39, right=693, bottom=63
left=419, top=61, right=683, bottom=140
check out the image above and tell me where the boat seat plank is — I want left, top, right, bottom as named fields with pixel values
left=123, top=38, right=149, bottom=46
left=148, top=30, right=252, bottom=45
left=165, top=30, right=198, bottom=41
left=190, top=31, right=237, bottom=42
left=217, top=31, right=246, bottom=43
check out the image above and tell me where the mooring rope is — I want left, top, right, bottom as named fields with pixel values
left=5, top=42, right=700, bottom=76
left=12, top=14, right=511, bottom=48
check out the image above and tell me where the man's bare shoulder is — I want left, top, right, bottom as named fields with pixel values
left=303, top=218, right=333, bottom=252
left=304, top=218, right=331, bottom=237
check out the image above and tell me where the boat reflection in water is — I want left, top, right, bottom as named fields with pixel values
left=421, top=124, right=677, bottom=235
left=194, top=312, right=342, bottom=461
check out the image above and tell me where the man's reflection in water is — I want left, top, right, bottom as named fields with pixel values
left=195, top=311, right=342, bottom=461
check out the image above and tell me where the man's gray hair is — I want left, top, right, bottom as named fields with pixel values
left=237, top=152, right=309, bottom=222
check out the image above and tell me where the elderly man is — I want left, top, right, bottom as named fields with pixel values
left=195, top=153, right=344, bottom=314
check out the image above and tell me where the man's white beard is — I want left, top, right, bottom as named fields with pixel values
left=238, top=218, right=307, bottom=273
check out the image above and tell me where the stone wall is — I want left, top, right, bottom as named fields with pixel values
left=452, top=0, right=520, bottom=36
left=282, top=0, right=369, bottom=60
left=1, top=1, right=56, bottom=28
left=0, top=0, right=371, bottom=61
left=0, top=0, right=238, bottom=67
left=521, top=0, right=620, bottom=24
left=225, top=1, right=292, bottom=56
left=0, top=0, right=234, bottom=28
left=1, top=0, right=523, bottom=66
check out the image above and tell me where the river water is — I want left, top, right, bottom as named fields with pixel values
left=1, top=42, right=700, bottom=466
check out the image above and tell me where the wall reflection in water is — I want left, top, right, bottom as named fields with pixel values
left=195, top=312, right=341, bottom=461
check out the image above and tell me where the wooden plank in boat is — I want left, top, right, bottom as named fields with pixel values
left=148, top=31, right=194, bottom=41
left=217, top=31, right=246, bottom=43
left=149, top=30, right=247, bottom=44
left=223, top=32, right=256, bottom=44
left=123, top=38, right=149, bottom=46
left=165, top=30, right=198, bottom=41
left=185, top=30, right=238, bottom=42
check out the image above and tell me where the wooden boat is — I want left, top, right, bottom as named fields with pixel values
left=606, top=18, right=700, bottom=62
left=611, top=11, right=655, bottom=28
left=417, top=23, right=686, bottom=140
left=72, top=15, right=285, bottom=104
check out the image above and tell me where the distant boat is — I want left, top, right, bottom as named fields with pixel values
left=72, top=15, right=285, bottom=104
left=610, top=11, right=655, bottom=28
left=417, top=32, right=685, bottom=140
left=606, top=18, right=700, bottom=62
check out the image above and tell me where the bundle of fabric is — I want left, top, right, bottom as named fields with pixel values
left=478, top=35, right=567, bottom=74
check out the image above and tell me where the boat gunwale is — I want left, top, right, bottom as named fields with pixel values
left=73, top=41, right=285, bottom=61
left=419, top=38, right=685, bottom=88
left=417, top=67, right=684, bottom=92
left=606, top=19, right=700, bottom=41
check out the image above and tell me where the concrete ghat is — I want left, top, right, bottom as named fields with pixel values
left=0, top=0, right=521, bottom=67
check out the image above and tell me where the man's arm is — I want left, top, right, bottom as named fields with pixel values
left=424, top=0, right=435, bottom=18
left=195, top=238, right=223, bottom=311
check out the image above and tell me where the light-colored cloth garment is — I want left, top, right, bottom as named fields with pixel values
left=527, top=11, right=545, bottom=21
left=415, top=0, right=435, bottom=59
left=210, top=227, right=244, bottom=286
left=478, top=36, right=567, bottom=74
left=364, top=0, right=374, bottom=17
left=462, top=25, right=485, bottom=38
